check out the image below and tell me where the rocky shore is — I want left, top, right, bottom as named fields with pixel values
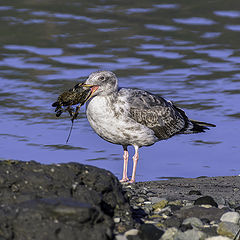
left=0, top=160, right=240, bottom=240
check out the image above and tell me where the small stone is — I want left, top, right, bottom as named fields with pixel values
left=220, top=211, right=240, bottom=224
left=175, top=229, right=206, bottom=240
left=201, top=204, right=214, bottom=208
left=116, top=234, right=127, bottom=240
left=114, top=217, right=121, bottom=223
left=152, top=199, right=168, bottom=211
left=168, top=200, right=182, bottom=206
left=206, top=236, right=232, bottom=240
left=182, top=217, right=203, bottom=229
left=194, top=196, right=218, bottom=208
left=124, top=229, right=139, bottom=237
left=164, top=216, right=181, bottom=228
left=156, top=206, right=171, bottom=214
left=173, top=229, right=206, bottom=240
left=139, top=224, right=164, bottom=240
left=150, top=197, right=166, bottom=204
left=137, top=197, right=145, bottom=203
left=160, top=227, right=178, bottom=240
left=217, top=221, right=239, bottom=238
left=218, top=205, right=227, bottom=209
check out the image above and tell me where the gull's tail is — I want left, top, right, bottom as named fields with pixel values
left=189, top=119, right=216, bottom=133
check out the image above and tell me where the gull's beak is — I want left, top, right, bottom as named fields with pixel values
left=81, top=83, right=99, bottom=103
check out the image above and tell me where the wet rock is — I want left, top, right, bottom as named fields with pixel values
left=0, top=160, right=133, bottom=240
left=220, top=211, right=240, bottom=224
left=217, top=221, right=239, bottom=238
left=0, top=197, right=112, bottom=240
left=194, top=196, right=218, bottom=208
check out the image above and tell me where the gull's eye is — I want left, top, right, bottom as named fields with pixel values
left=99, top=76, right=105, bottom=81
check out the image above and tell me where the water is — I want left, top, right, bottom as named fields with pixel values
left=0, top=0, right=240, bottom=182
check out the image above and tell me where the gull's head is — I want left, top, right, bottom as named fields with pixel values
left=84, top=70, right=118, bottom=97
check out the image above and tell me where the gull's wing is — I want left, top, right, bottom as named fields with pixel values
left=122, top=89, right=189, bottom=140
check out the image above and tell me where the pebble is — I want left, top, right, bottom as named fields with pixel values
left=220, top=211, right=240, bottom=224
left=114, top=217, right=121, bottom=223
left=115, top=234, right=127, bottom=240
left=160, top=227, right=178, bottom=240
left=150, top=197, right=166, bottom=204
left=206, top=237, right=232, bottom=240
left=217, top=221, right=239, bottom=238
left=182, top=217, right=203, bottom=229
left=124, top=229, right=139, bottom=237
left=121, top=180, right=240, bottom=240
left=152, top=199, right=168, bottom=212
left=175, top=229, right=206, bottom=240
left=137, top=197, right=145, bottom=203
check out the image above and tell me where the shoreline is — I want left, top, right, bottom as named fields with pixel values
left=0, top=160, right=239, bottom=240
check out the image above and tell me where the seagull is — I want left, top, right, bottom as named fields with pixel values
left=82, top=70, right=216, bottom=183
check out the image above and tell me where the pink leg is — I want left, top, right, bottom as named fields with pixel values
left=130, top=146, right=139, bottom=183
left=120, top=148, right=129, bottom=182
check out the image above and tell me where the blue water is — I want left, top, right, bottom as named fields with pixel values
left=0, top=0, right=240, bottom=181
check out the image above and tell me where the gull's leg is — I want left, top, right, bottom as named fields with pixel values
left=130, top=145, right=139, bottom=183
left=120, top=146, right=129, bottom=182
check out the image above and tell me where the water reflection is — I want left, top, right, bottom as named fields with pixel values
left=0, top=0, right=239, bottom=181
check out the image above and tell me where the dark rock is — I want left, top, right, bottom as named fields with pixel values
left=0, top=160, right=134, bottom=240
left=138, top=224, right=164, bottom=240
left=189, top=190, right=202, bottom=195
left=164, top=216, right=181, bottom=228
left=194, top=196, right=218, bottom=207
left=176, top=206, right=227, bottom=222
left=201, top=226, right=218, bottom=237
left=168, top=204, right=182, bottom=212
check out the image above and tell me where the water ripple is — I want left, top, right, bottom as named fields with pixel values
left=173, top=17, right=217, bottom=25
left=4, top=45, right=63, bottom=56
left=145, top=24, right=180, bottom=31
left=214, top=10, right=240, bottom=18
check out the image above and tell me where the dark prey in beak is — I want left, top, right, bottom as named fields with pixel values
left=52, top=82, right=98, bottom=143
